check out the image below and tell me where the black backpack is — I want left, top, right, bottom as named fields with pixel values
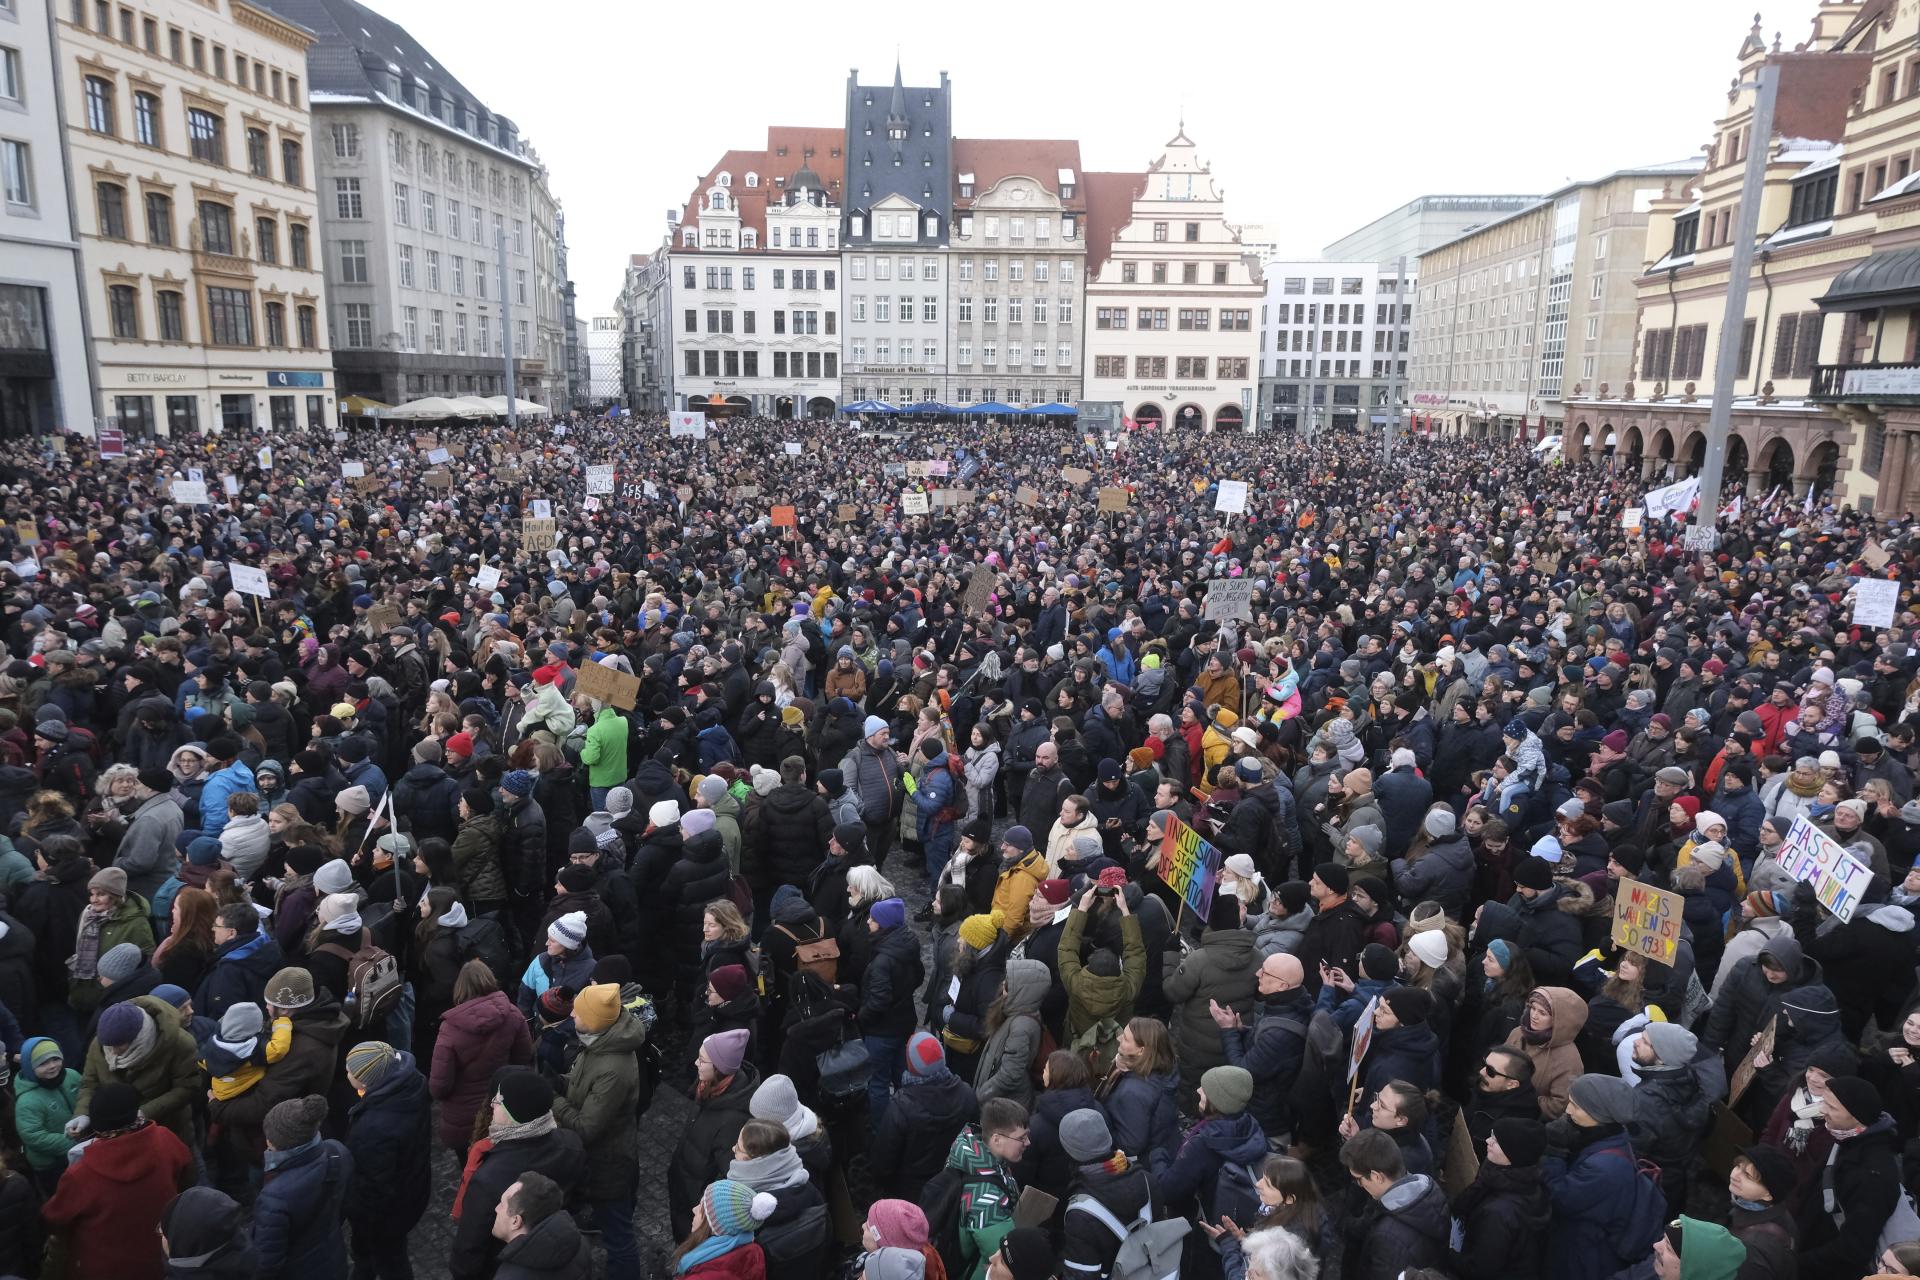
left=457, top=918, right=513, bottom=983
left=921, top=1165, right=969, bottom=1280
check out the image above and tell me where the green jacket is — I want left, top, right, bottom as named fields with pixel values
left=77, top=994, right=200, bottom=1141
left=69, top=894, right=156, bottom=1014
left=14, top=1056, right=79, bottom=1171
left=450, top=813, right=508, bottom=904
left=946, top=1124, right=1019, bottom=1280
left=710, top=791, right=743, bottom=873
left=1056, top=908, right=1147, bottom=1049
left=580, top=705, right=629, bottom=788
left=552, top=1004, right=645, bottom=1201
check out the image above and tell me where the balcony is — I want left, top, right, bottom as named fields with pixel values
left=1810, top=362, right=1920, bottom=404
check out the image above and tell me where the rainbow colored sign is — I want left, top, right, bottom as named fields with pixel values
left=1158, top=815, right=1223, bottom=921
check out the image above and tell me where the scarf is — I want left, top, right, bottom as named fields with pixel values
left=1730, top=1194, right=1771, bottom=1213
left=675, top=1234, right=754, bottom=1275
left=69, top=905, right=109, bottom=981
left=488, top=1109, right=557, bottom=1145
left=1808, top=801, right=1835, bottom=821
left=1783, top=1086, right=1826, bottom=1153
left=264, top=1136, right=318, bottom=1173
left=104, top=1011, right=158, bottom=1070
left=437, top=902, right=469, bottom=929
left=729, top=1144, right=808, bottom=1190
left=453, top=1138, right=493, bottom=1220
left=325, top=910, right=364, bottom=936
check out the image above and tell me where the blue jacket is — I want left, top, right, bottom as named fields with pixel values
left=1101, top=1068, right=1182, bottom=1165
left=196, top=760, right=256, bottom=838
left=915, top=753, right=956, bottom=838
left=252, top=1137, right=352, bottom=1280
left=1541, top=1126, right=1645, bottom=1280
left=340, top=758, right=387, bottom=810
left=193, top=930, right=285, bottom=1024
left=1709, top=783, right=1766, bottom=861
left=343, top=1056, right=432, bottom=1235
left=1097, top=644, right=1137, bottom=689
left=1151, top=1109, right=1268, bottom=1217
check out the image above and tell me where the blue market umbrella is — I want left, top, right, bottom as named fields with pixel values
left=963, top=401, right=1017, bottom=415
left=840, top=400, right=900, bottom=414
left=1025, top=402, right=1079, bottom=415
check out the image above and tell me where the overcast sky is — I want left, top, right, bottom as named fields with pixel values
left=369, top=0, right=1783, bottom=311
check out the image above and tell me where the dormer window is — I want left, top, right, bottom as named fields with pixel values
left=1670, top=211, right=1699, bottom=258
left=716, top=172, right=731, bottom=187
left=888, top=121, right=907, bottom=142
left=683, top=228, right=696, bottom=246
left=745, top=172, right=759, bottom=188
left=709, top=191, right=728, bottom=211
left=742, top=229, right=757, bottom=247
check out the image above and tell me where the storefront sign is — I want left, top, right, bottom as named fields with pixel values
left=266, top=371, right=325, bottom=388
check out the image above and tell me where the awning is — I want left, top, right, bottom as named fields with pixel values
left=340, top=395, right=389, bottom=415
left=1817, top=246, right=1920, bottom=312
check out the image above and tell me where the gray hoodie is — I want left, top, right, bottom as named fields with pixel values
left=973, top=958, right=1051, bottom=1109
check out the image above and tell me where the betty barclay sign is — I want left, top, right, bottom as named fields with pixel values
left=1156, top=815, right=1223, bottom=921
left=1611, top=876, right=1683, bottom=964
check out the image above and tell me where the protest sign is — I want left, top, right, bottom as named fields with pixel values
left=1346, top=997, right=1379, bottom=1093
left=770, top=505, right=796, bottom=528
left=528, top=500, right=552, bottom=519
left=520, top=449, right=541, bottom=465
left=1728, top=1016, right=1776, bottom=1107
left=170, top=479, right=209, bottom=505
left=422, top=470, right=451, bottom=488
left=964, top=568, right=997, bottom=615
left=585, top=465, right=616, bottom=495
left=414, top=434, right=439, bottom=450
left=1156, top=815, right=1223, bottom=920
left=98, top=426, right=125, bottom=458
left=676, top=484, right=694, bottom=503
left=1611, top=876, right=1684, bottom=964
left=732, top=484, right=761, bottom=500
left=1622, top=507, right=1645, bottom=533
left=220, top=474, right=239, bottom=497
left=521, top=518, right=558, bottom=551
left=227, top=563, right=271, bottom=598
left=669, top=411, right=708, bottom=438
left=836, top=503, right=859, bottom=522
left=1215, top=479, right=1249, bottom=515
left=1780, top=815, right=1875, bottom=921
left=341, top=461, right=365, bottom=478
left=907, top=461, right=934, bottom=478
left=10, top=556, right=37, bottom=578
left=1097, top=486, right=1130, bottom=512
left=1644, top=475, right=1700, bottom=519
left=447, top=443, right=467, bottom=458
left=1016, top=484, right=1040, bottom=507
left=474, top=566, right=502, bottom=592
left=581, top=495, right=600, bottom=512
left=1443, top=1107, right=1480, bottom=1195
left=1862, top=540, right=1892, bottom=570
left=1204, top=579, right=1255, bottom=622
left=1853, top=577, right=1900, bottom=629
left=257, top=447, right=273, bottom=470
left=783, top=442, right=802, bottom=456
left=643, top=480, right=659, bottom=499
left=902, top=491, right=930, bottom=515
left=14, top=520, right=36, bottom=545
left=575, top=660, right=641, bottom=711
left=1062, top=466, right=1092, bottom=486
left=426, top=447, right=451, bottom=465
left=365, top=602, right=401, bottom=633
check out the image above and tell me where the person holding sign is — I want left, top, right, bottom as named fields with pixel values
left=1162, top=888, right=1259, bottom=1099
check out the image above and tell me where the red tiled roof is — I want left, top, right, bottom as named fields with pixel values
left=1083, top=171, right=1147, bottom=277
left=952, top=138, right=1085, bottom=211
left=676, top=126, right=847, bottom=249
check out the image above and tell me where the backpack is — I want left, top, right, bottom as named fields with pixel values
left=1598, top=1148, right=1667, bottom=1263
left=921, top=1166, right=970, bottom=1280
left=316, top=936, right=404, bottom=1029
left=456, top=918, right=514, bottom=983
left=1210, top=1160, right=1263, bottom=1227
left=774, top=922, right=840, bottom=986
left=1066, top=1195, right=1189, bottom=1280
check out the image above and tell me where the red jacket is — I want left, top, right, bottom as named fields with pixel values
left=42, top=1121, right=192, bottom=1280
left=681, top=1243, right=767, bottom=1279
left=429, top=990, right=532, bottom=1149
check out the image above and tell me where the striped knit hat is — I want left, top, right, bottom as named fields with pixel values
left=345, top=1041, right=397, bottom=1089
left=702, top=1179, right=776, bottom=1235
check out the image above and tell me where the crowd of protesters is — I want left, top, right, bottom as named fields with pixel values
left=0, top=408, right=1914, bottom=1280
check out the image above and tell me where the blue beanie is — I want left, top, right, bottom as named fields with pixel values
left=870, top=897, right=906, bottom=930
left=863, top=715, right=889, bottom=738
left=187, top=837, right=224, bottom=866
left=1502, top=718, right=1529, bottom=740
left=353, top=595, right=374, bottom=609
left=501, top=769, right=535, bottom=798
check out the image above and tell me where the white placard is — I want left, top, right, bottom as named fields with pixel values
left=427, top=447, right=451, bottom=465
left=170, top=479, right=209, bottom=505
left=1853, top=577, right=1901, bottom=629
left=228, top=563, right=271, bottom=598
left=669, top=411, right=708, bottom=439
left=528, top=500, right=552, bottom=519
left=585, top=465, right=616, bottom=495
left=333, top=431, right=349, bottom=443
left=582, top=495, right=601, bottom=512
left=783, top=442, right=802, bottom=456
left=1622, top=507, right=1645, bottom=532
left=1780, top=815, right=1877, bottom=922
left=643, top=479, right=659, bottom=499
left=1204, top=578, right=1256, bottom=621
left=1215, top=479, right=1249, bottom=515
left=475, top=566, right=502, bottom=592
left=341, top=461, right=366, bottom=478
left=257, top=447, right=273, bottom=470
left=902, top=491, right=930, bottom=515
left=221, top=474, right=239, bottom=497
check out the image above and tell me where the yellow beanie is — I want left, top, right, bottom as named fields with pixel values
left=572, top=982, right=621, bottom=1033
left=958, top=912, right=1002, bottom=950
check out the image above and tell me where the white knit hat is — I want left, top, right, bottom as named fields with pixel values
left=1407, top=931, right=1450, bottom=969
left=649, top=799, right=680, bottom=828
left=548, top=910, right=587, bottom=950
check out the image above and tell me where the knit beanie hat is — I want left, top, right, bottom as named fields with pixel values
left=96, top=942, right=143, bottom=983
left=335, top=784, right=371, bottom=815
left=539, top=987, right=575, bottom=1020
left=263, top=1094, right=328, bottom=1150
left=137, top=767, right=175, bottom=794
left=749, top=1074, right=806, bottom=1131
left=91, top=1082, right=142, bottom=1133
left=1741, top=1144, right=1799, bottom=1200
left=97, top=1002, right=148, bottom=1048
left=28, top=1038, right=63, bottom=1071
left=557, top=864, right=595, bottom=893
left=1423, top=807, right=1457, bottom=838
left=317, top=892, right=359, bottom=927
left=958, top=912, right=1002, bottom=950
left=1644, top=1021, right=1698, bottom=1067
left=865, top=1246, right=929, bottom=1280
left=1201, top=1065, right=1255, bottom=1115
left=497, top=1069, right=554, bottom=1123
left=572, top=983, right=620, bottom=1033
left=1313, top=861, right=1349, bottom=894
left=681, top=808, right=717, bottom=836
left=1485, top=938, right=1516, bottom=971
left=702, top=1179, right=777, bottom=1236
left=704, top=1028, right=751, bottom=1076
left=150, top=984, right=191, bottom=1009
left=1059, top=1107, right=1115, bottom=1162
left=863, top=715, right=890, bottom=738
left=1382, top=986, right=1433, bottom=1026
left=606, top=786, right=634, bottom=817
left=1826, top=1075, right=1883, bottom=1125
left=904, top=1030, right=946, bottom=1078
left=996, top=1228, right=1058, bottom=1280
left=866, top=1199, right=931, bottom=1249
left=219, top=1003, right=263, bottom=1043
left=500, top=769, right=534, bottom=798
left=1002, top=825, right=1034, bottom=853
left=1513, top=857, right=1554, bottom=890
left=648, top=799, right=680, bottom=828
left=312, top=858, right=353, bottom=896
left=1360, top=943, right=1399, bottom=982
left=1407, top=930, right=1450, bottom=969
left=547, top=910, right=588, bottom=950
left=709, top=964, right=750, bottom=1003
left=88, top=866, right=127, bottom=897
left=870, top=897, right=907, bottom=930
left=697, top=774, right=728, bottom=804
left=345, top=1041, right=398, bottom=1088
left=1493, top=1116, right=1548, bottom=1167
left=1569, top=1073, right=1638, bottom=1125
left=265, top=965, right=315, bottom=1010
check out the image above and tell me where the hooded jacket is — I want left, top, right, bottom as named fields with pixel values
left=42, top=1117, right=194, bottom=1280
left=450, top=1122, right=585, bottom=1279
left=161, top=1186, right=256, bottom=1278
left=1703, top=937, right=1824, bottom=1072
left=430, top=988, right=534, bottom=1149
left=117, top=791, right=185, bottom=900
left=1162, top=920, right=1259, bottom=1087
left=1502, top=986, right=1590, bottom=1118
left=990, top=847, right=1050, bottom=939
left=343, top=1054, right=433, bottom=1235
left=1346, top=1172, right=1450, bottom=1280
left=552, top=1003, right=647, bottom=1202
left=1449, top=1159, right=1552, bottom=1280
left=668, top=1061, right=762, bottom=1241
left=973, top=958, right=1051, bottom=1109
left=1804, top=902, right=1918, bottom=1042
left=871, top=1067, right=979, bottom=1202
left=1056, top=907, right=1146, bottom=1048
left=495, top=1208, right=592, bottom=1280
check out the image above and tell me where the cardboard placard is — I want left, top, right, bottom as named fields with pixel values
left=423, top=470, right=452, bottom=488
left=474, top=566, right=502, bottom=592
left=1203, top=579, right=1255, bottom=622
left=1013, top=1186, right=1059, bottom=1230
left=836, top=503, right=859, bottom=522
left=520, top=449, right=541, bottom=466
left=221, top=475, right=239, bottom=497
left=906, top=461, right=934, bottom=478
left=14, top=520, right=37, bottom=545
left=414, top=434, right=439, bottom=450
left=521, top=517, right=558, bottom=552
left=1611, top=876, right=1683, bottom=964
left=902, top=491, right=930, bottom=515
left=1622, top=507, right=1645, bottom=533
left=783, top=442, right=802, bottom=456
left=1728, top=1016, right=1775, bottom=1107
left=170, top=479, right=210, bottom=505
left=351, top=474, right=386, bottom=494
left=1443, top=1106, right=1480, bottom=1195
left=1862, top=540, right=1892, bottom=570
left=1062, top=466, right=1092, bottom=486
left=227, top=563, right=271, bottom=598
left=256, top=447, right=273, bottom=471
left=1097, top=486, right=1130, bottom=512
left=1702, top=1101, right=1754, bottom=1180
left=575, top=659, right=641, bottom=711
left=1215, top=479, right=1249, bottom=515
left=771, top=505, right=796, bottom=528
left=426, top=447, right=451, bottom=464
left=365, top=602, right=402, bottom=633
left=585, top=465, right=616, bottom=495
left=733, top=485, right=761, bottom=500
left=447, top=443, right=467, bottom=458
left=1780, top=815, right=1875, bottom=921
left=1016, top=484, right=1040, bottom=507
left=964, top=568, right=997, bottom=615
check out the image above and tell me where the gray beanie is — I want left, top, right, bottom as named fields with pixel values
left=698, top=774, right=727, bottom=803
left=1423, top=808, right=1457, bottom=839
left=220, top=1002, right=264, bottom=1042
left=314, top=858, right=355, bottom=896
left=1347, top=824, right=1384, bottom=857
left=96, top=942, right=143, bottom=983
left=1059, top=1107, right=1115, bottom=1163
left=864, top=1247, right=928, bottom=1280
left=1644, top=1022, right=1698, bottom=1067
left=1569, top=1073, right=1638, bottom=1125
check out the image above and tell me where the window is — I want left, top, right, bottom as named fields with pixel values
left=424, top=309, right=440, bottom=352
left=339, top=239, right=367, bottom=283
left=153, top=288, right=184, bottom=341
left=451, top=255, right=463, bottom=296
left=1788, top=170, right=1837, bottom=227
left=1033, top=298, right=1048, bottom=324
left=513, top=218, right=524, bottom=253
left=107, top=283, right=138, bottom=338
left=187, top=108, right=222, bottom=165
left=402, top=305, right=417, bottom=350
left=1176, top=356, right=1207, bottom=379
left=1058, top=344, right=1072, bottom=367
left=289, top=222, right=308, bottom=267
left=1094, top=307, right=1128, bottom=330
left=1152, top=262, right=1166, bottom=284
left=1737, top=317, right=1757, bottom=377
left=982, top=297, right=996, bottom=323
left=393, top=182, right=409, bottom=226
left=1670, top=211, right=1699, bottom=258
left=96, top=181, right=126, bottom=238
left=1218, top=357, right=1248, bottom=379
left=263, top=301, right=285, bottom=347
left=476, top=314, right=489, bottom=355
left=330, top=123, right=358, bottom=158
left=1135, top=355, right=1167, bottom=378
left=0, top=140, right=26, bottom=209
left=334, top=177, right=361, bottom=218
left=397, top=243, right=414, bottom=287
left=255, top=216, right=276, bottom=263
left=421, top=191, right=435, bottom=233
left=981, top=342, right=996, bottom=365
left=84, top=76, right=113, bottom=135
left=1008, top=298, right=1023, bottom=324
left=684, top=350, right=700, bottom=376
left=743, top=267, right=755, bottom=290
left=1186, top=222, right=1201, bottom=242
left=454, top=311, right=466, bottom=353
left=340, top=301, right=370, bottom=348
left=205, top=285, right=252, bottom=345
left=1182, top=262, right=1198, bottom=284
left=281, top=138, right=302, bottom=186
left=1138, top=307, right=1168, bottom=330
left=1178, top=308, right=1210, bottom=330
left=242, top=126, right=268, bottom=177
left=1094, top=354, right=1125, bottom=378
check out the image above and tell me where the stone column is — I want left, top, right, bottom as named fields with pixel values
left=1746, top=468, right=1769, bottom=496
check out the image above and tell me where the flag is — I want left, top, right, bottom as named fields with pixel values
left=1720, top=494, right=1742, bottom=522
left=1804, top=485, right=1816, bottom=513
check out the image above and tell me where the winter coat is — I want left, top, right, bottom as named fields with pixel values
left=1449, top=1159, right=1552, bottom=1280
left=1221, top=987, right=1313, bottom=1139
left=1627, top=1055, right=1720, bottom=1178
left=1344, top=1173, right=1450, bottom=1280
left=1374, top=766, right=1434, bottom=859
left=552, top=1003, right=647, bottom=1201
left=193, top=929, right=285, bottom=1025
left=1804, top=902, right=1918, bottom=1043
left=1507, top=885, right=1584, bottom=984
left=1502, top=986, right=1589, bottom=1118
left=665, top=831, right=733, bottom=981
left=1099, top=1067, right=1182, bottom=1164
left=393, top=762, right=463, bottom=844
left=1359, top=1020, right=1442, bottom=1101
left=117, top=792, right=185, bottom=900
left=195, top=759, right=255, bottom=840
left=1154, top=1108, right=1267, bottom=1220
left=343, top=1056, right=432, bottom=1236
left=206, top=998, right=351, bottom=1158
left=1021, top=1084, right=1104, bottom=1195
left=498, top=793, right=549, bottom=900
left=1019, top=765, right=1075, bottom=843
left=450, top=811, right=508, bottom=904
left=450, top=1124, right=585, bottom=1279
left=1056, top=907, right=1146, bottom=1046
left=991, top=848, right=1051, bottom=940
left=251, top=1138, right=352, bottom=1280
left=1061, top=1157, right=1156, bottom=1280
left=1541, top=1125, right=1648, bottom=1280
left=77, top=993, right=200, bottom=1140
left=13, top=853, right=91, bottom=994
left=430, top=990, right=534, bottom=1149
left=973, top=958, right=1050, bottom=1109
left=871, top=1071, right=979, bottom=1201
left=759, top=783, right=832, bottom=889
left=42, top=1119, right=193, bottom=1280
left=579, top=705, right=628, bottom=789
left=494, top=1209, right=592, bottom=1279
left=858, top=920, right=925, bottom=1039
left=1390, top=834, right=1473, bottom=919
left=1162, top=923, right=1260, bottom=1088
left=16, top=1052, right=79, bottom=1171
left=1798, top=1114, right=1902, bottom=1277
left=1703, top=937, right=1823, bottom=1072
left=667, top=1062, right=761, bottom=1240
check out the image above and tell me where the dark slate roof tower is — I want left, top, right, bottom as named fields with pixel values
left=843, top=61, right=953, bottom=246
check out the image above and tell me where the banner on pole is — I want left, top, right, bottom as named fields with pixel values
left=1853, top=578, right=1900, bottom=629
left=669, top=411, right=708, bottom=438
left=228, top=563, right=271, bottom=598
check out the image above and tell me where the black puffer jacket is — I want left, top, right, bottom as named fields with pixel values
left=1702, top=936, right=1823, bottom=1071
left=857, top=920, right=924, bottom=1039
left=758, top=783, right=831, bottom=888
left=393, top=762, right=463, bottom=844
left=450, top=1124, right=585, bottom=1279
left=1062, top=1159, right=1155, bottom=1279
left=662, top=830, right=732, bottom=988
left=1346, top=1173, right=1450, bottom=1280
left=1449, top=1160, right=1552, bottom=1280
left=342, top=1056, right=433, bottom=1238
left=870, top=1071, right=979, bottom=1201
left=499, top=794, right=548, bottom=899
left=666, top=1062, right=761, bottom=1242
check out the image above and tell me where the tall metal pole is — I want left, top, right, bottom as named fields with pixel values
left=1383, top=254, right=1408, bottom=465
left=497, top=226, right=518, bottom=431
left=1306, top=303, right=1324, bottom=446
left=1691, top=59, right=1778, bottom=546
